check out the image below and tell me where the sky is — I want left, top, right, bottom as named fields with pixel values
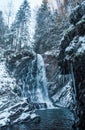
left=0, top=0, right=57, bottom=41
left=0, top=0, right=42, bottom=24
left=0, top=0, right=57, bottom=20
left=0, top=0, right=42, bottom=11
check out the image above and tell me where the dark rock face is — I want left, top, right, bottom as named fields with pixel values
left=73, top=51, right=85, bottom=130
left=59, top=1, right=85, bottom=129
left=5, top=49, right=35, bottom=71
left=69, top=1, right=85, bottom=25
left=43, top=51, right=58, bottom=81
left=43, top=51, right=74, bottom=108
left=59, top=19, right=85, bottom=73
left=43, top=51, right=59, bottom=100
left=5, top=49, right=37, bottom=97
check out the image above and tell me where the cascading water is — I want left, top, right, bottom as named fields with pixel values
left=32, top=54, right=53, bottom=107
left=20, top=53, right=53, bottom=107
left=36, top=54, right=48, bottom=102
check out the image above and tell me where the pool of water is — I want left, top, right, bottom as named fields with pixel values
left=1, top=108, right=74, bottom=130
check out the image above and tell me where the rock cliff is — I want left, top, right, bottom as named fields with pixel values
left=59, top=1, right=85, bottom=129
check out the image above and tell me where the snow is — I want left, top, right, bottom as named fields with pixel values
left=77, top=37, right=85, bottom=55
left=77, top=44, right=85, bottom=54
left=0, top=111, right=10, bottom=127
left=0, top=111, right=10, bottom=119
left=0, top=54, right=20, bottom=127
left=0, top=100, right=30, bottom=126
left=52, top=81, right=73, bottom=107
left=65, top=42, right=76, bottom=52
left=19, top=112, right=30, bottom=120
left=30, top=113, right=37, bottom=119
left=65, top=36, right=85, bottom=56
left=13, top=112, right=39, bottom=124
left=0, top=61, right=16, bottom=91
left=44, top=50, right=60, bottom=57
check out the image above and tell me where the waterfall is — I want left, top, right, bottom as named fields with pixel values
left=32, top=54, right=53, bottom=107
left=20, top=54, right=53, bottom=107
left=36, top=54, right=48, bottom=102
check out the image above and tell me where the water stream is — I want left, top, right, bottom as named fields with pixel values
left=3, top=108, right=74, bottom=130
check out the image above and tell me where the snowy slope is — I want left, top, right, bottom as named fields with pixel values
left=0, top=61, right=16, bottom=92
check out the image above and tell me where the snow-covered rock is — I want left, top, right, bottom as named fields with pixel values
left=0, top=48, right=41, bottom=128
left=51, top=80, right=74, bottom=108
left=65, top=36, right=85, bottom=57
left=0, top=61, right=16, bottom=93
left=0, top=97, right=41, bottom=128
left=69, top=1, right=85, bottom=25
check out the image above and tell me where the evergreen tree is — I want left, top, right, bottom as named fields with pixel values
left=10, top=0, right=31, bottom=50
left=34, top=0, right=58, bottom=53
left=0, top=11, right=7, bottom=45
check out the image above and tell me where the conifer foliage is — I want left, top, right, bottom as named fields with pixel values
left=34, top=0, right=58, bottom=53
left=0, top=11, right=7, bottom=45
left=10, top=0, right=31, bottom=50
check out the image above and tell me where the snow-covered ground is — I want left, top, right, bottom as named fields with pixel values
left=0, top=47, right=16, bottom=91
left=0, top=61, right=16, bottom=92
left=0, top=48, right=19, bottom=127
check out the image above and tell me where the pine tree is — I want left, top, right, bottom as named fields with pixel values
left=34, top=0, right=58, bottom=53
left=10, top=0, right=31, bottom=50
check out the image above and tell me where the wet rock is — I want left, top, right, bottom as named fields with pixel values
left=34, top=103, right=47, bottom=109
left=43, top=50, right=59, bottom=81
left=25, top=102, right=47, bottom=110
